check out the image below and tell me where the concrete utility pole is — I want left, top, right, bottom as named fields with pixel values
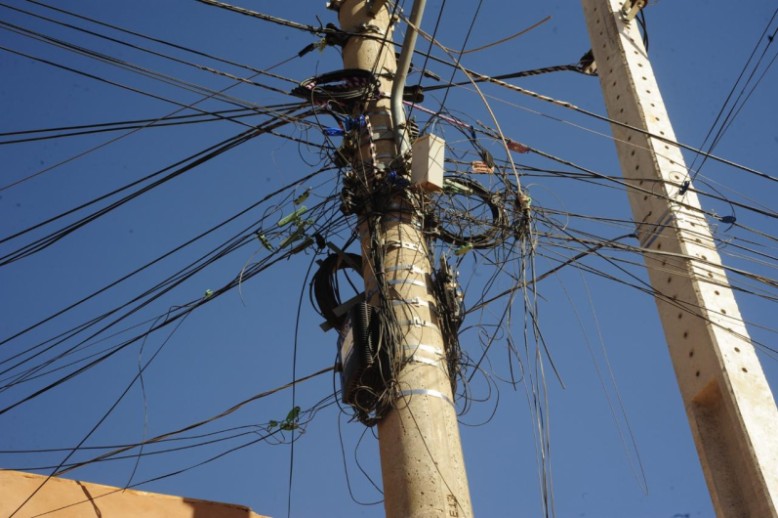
left=333, top=1, right=473, bottom=517
left=582, top=1, right=778, bottom=515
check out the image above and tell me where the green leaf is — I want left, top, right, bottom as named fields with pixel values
left=286, top=406, right=301, bottom=422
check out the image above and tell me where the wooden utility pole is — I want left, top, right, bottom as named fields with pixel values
left=582, top=1, right=778, bottom=515
left=332, top=1, right=473, bottom=517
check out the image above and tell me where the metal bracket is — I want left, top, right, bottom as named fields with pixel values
left=620, top=0, right=646, bottom=21
left=577, top=49, right=597, bottom=76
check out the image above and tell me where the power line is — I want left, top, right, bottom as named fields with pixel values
left=19, top=0, right=300, bottom=85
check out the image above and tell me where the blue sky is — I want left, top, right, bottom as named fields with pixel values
left=1, top=1, right=776, bottom=517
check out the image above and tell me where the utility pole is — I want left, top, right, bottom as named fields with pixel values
left=330, top=1, right=473, bottom=517
left=582, top=1, right=778, bottom=515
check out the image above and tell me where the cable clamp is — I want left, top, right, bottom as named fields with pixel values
left=397, top=388, right=454, bottom=408
left=620, top=0, right=646, bottom=21
left=356, top=23, right=383, bottom=35
left=577, top=49, right=597, bottom=76
left=389, top=297, right=434, bottom=309
left=397, top=316, right=435, bottom=328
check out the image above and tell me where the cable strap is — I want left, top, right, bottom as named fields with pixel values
left=387, top=278, right=427, bottom=288
left=397, top=388, right=454, bottom=408
left=401, top=344, right=445, bottom=357
left=383, top=240, right=426, bottom=253
left=384, top=264, right=428, bottom=275
left=396, top=317, right=440, bottom=329
left=389, top=297, right=435, bottom=308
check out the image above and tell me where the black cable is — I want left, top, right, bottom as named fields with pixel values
left=0, top=108, right=312, bottom=266
left=0, top=20, right=290, bottom=105
left=0, top=3, right=295, bottom=97
left=0, top=234, right=320, bottom=413
left=0, top=108, right=260, bottom=144
left=689, top=7, right=778, bottom=180
left=311, top=252, right=363, bottom=331
left=21, top=0, right=300, bottom=85
left=6, top=307, right=191, bottom=517
left=0, top=165, right=332, bottom=350
left=0, top=44, right=296, bottom=137
left=291, top=69, right=380, bottom=113
left=433, top=0, right=483, bottom=115
left=431, top=174, right=506, bottom=248
left=421, top=63, right=584, bottom=93
left=449, top=63, right=777, bottom=184
left=0, top=196, right=344, bottom=389
left=637, top=10, right=648, bottom=52
left=193, top=0, right=336, bottom=35
left=49, top=367, right=334, bottom=477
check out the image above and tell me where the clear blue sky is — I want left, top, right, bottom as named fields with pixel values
left=1, top=1, right=776, bottom=517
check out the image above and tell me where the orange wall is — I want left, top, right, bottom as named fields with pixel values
left=0, top=470, right=269, bottom=518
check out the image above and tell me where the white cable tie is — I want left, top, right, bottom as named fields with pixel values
left=397, top=388, right=454, bottom=407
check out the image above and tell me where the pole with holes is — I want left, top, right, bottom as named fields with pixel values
left=331, top=1, right=473, bottom=516
left=581, top=1, right=778, bottom=515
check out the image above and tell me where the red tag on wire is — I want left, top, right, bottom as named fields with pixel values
left=506, top=140, right=530, bottom=153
